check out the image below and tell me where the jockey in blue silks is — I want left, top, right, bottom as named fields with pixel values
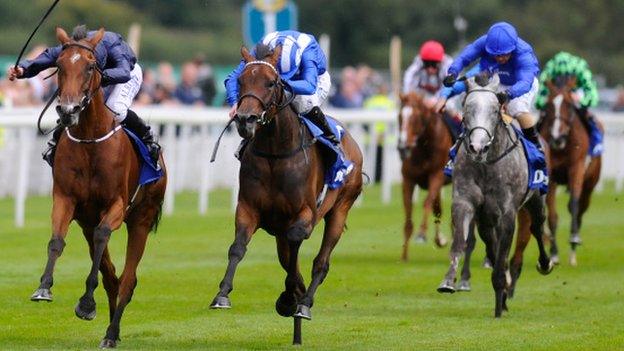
left=436, top=22, right=543, bottom=152
left=8, top=25, right=160, bottom=166
left=225, top=31, right=337, bottom=148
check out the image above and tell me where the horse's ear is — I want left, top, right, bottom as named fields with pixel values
left=399, top=93, right=406, bottom=102
left=241, top=46, right=254, bottom=63
left=545, top=79, right=555, bottom=92
left=88, top=28, right=105, bottom=47
left=566, top=76, right=577, bottom=90
left=268, top=45, right=282, bottom=66
left=465, top=76, right=476, bottom=91
left=56, top=27, right=70, bottom=45
left=488, top=73, right=500, bottom=90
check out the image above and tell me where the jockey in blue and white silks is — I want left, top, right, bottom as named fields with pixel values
left=437, top=22, right=543, bottom=152
left=225, top=30, right=338, bottom=144
left=8, top=25, right=160, bottom=166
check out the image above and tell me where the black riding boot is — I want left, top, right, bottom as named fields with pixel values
left=522, top=126, right=543, bottom=153
left=304, top=106, right=339, bottom=145
left=123, top=109, right=161, bottom=164
left=42, top=126, right=64, bottom=167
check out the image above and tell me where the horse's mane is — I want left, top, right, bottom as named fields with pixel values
left=71, top=25, right=89, bottom=41
left=254, top=43, right=273, bottom=60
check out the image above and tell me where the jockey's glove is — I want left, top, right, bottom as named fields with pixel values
left=496, top=91, right=510, bottom=105
left=443, top=74, right=457, bottom=87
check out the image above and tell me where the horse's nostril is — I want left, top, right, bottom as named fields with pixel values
left=469, top=144, right=477, bottom=153
left=482, top=144, right=490, bottom=153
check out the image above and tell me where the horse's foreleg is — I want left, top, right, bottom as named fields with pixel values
left=430, top=173, right=447, bottom=248
left=438, top=200, right=474, bottom=293
left=578, top=157, right=601, bottom=231
left=568, top=163, right=585, bottom=251
left=275, top=236, right=306, bottom=317
left=546, top=183, right=559, bottom=263
left=509, top=208, right=531, bottom=298
left=493, top=214, right=515, bottom=318
left=31, top=194, right=75, bottom=302
left=99, top=213, right=151, bottom=348
left=81, top=228, right=119, bottom=322
left=457, top=221, right=476, bottom=292
left=210, top=204, right=257, bottom=309
left=295, top=206, right=349, bottom=320
left=401, top=179, right=416, bottom=261
left=75, top=198, right=125, bottom=321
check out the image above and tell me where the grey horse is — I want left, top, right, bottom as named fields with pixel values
left=437, top=74, right=554, bottom=317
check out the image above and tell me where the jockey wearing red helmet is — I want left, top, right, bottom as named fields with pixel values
left=403, top=40, right=453, bottom=96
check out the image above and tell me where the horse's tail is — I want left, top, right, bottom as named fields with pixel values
left=150, top=200, right=164, bottom=233
left=362, top=172, right=372, bottom=186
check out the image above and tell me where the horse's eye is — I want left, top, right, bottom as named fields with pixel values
left=266, top=81, right=276, bottom=88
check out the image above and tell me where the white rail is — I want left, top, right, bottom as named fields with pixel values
left=1, top=106, right=623, bottom=228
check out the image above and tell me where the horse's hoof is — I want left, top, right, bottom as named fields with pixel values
left=437, top=280, right=456, bottom=294
left=569, top=252, right=578, bottom=267
left=435, top=235, right=448, bottom=248
left=551, top=255, right=560, bottom=265
left=536, top=260, right=554, bottom=275
left=99, top=338, right=117, bottom=349
left=569, top=234, right=582, bottom=245
left=293, top=304, right=311, bottom=320
left=75, top=302, right=96, bottom=321
left=414, top=234, right=426, bottom=244
left=482, top=258, right=493, bottom=269
left=275, top=292, right=297, bottom=317
left=456, top=280, right=471, bottom=292
left=210, top=296, right=231, bottom=309
left=30, top=288, right=53, bottom=302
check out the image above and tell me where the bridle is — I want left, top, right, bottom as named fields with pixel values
left=235, top=60, right=294, bottom=126
left=460, top=88, right=518, bottom=164
left=56, top=42, right=103, bottom=117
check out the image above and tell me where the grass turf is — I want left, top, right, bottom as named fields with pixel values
left=0, top=184, right=623, bottom=350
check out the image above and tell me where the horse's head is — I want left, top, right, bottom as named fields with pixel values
left=54, top=26, right=104, bottom=127
left=398, top=92, right=432, bottom=159
left=234, top=44, right=286, bottom=139
left=462, top=73, right=502, bottom=162
left=544, top=77, right=577, bottom=150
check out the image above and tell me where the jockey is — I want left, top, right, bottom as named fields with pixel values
left=7, top=25, right=160, bottom=166
left=225, top=30, right=337, bottom=145
left=403, top=40, right=453, bottom=98
left=535, top=51, right=603, bottom=156
left=437, top=22, right=542, bottom=152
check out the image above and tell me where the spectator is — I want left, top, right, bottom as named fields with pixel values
left=173, top=62, right=205, bottom=105
left=193, top=54, right=216, bottom=106
left=612, top=85, right=624, bottom=112
left=330, top=66, right=364, bottom=108
left=135, top=68, right=157, bottom=105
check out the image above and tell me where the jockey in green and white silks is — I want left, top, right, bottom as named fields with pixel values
left=535, top=51, right=603, bottom=157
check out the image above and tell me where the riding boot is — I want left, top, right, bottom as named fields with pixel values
left=521, top=126, right=544, bottom=153
left=304, top=106, right=340, bottom=145
left=42, top=126, right=64, bottom=167
left=123, top=109, right=161, bottom=164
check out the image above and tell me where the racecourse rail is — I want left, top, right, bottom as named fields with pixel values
left=1, top=106, right=623, bottom=227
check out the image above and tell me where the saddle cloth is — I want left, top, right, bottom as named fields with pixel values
left=123, top=128, right=164, bottom=186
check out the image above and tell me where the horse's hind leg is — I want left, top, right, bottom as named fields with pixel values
left=75, top=198, right=124, bottom=321
left=568, top=163, right=585, bottom=264
left=546, top=183, right=559, bottom=264
left=31, top=195, right=75, bottom=302
left=401, top=179, right=416, bottom=260
left=457, top=222, right=476, bottom=292
left=275, top=236, right=306, bottom=317
left=210, top=204, right=258, bottom=309
left=295, top=206, right=350, bottom=320
left=509, top=208, right=531, bottom=298
left=100, top=216, right=150, bottom=348
left=526, top=194, right=553, bottom=275
left=492, top=216, right=515, bottom=318
left=431, top=179, right=448, bottom=248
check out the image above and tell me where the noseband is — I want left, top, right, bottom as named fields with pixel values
left=462, top=88, right=502, bottom=150
left=236, top=60, right=294, bottom=126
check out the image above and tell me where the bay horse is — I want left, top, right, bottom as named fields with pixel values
left=397, top=92, right=451, bottom=260
left=437, top=75, right=552, bottom=317
left=209, top=45, right=363, bottom=344
left=539, top=78, right=602, bottom=266
left=29, top=27, right=166, bottom=348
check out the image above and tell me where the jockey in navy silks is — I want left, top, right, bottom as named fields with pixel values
left=225, top=30, right=337, bottom=157
left=8, top=25, right=160, bottom=166
left=436, top=22, right=543, bottom=153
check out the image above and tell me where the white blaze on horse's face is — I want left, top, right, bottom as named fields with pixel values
left=551, top=94, right=564, bottom=140
left=400, top=106, right=413, bottom=144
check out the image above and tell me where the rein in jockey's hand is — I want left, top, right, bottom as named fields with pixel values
left=228, top=105, right=237, bottom=119
left=7, top=66, right=24, bottom=81
left=434, top=97, right=448, bottom=114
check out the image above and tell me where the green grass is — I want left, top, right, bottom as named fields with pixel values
left=1, top=184, right=623, bottom=350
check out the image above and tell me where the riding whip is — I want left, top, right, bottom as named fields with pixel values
left=14, top=0, right=61, bottom=69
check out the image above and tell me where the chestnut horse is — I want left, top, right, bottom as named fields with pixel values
left=539, top=78, right=602, bottom=266
left=29, top=28, right=166, bottom=348
left=397, top=92, right=451, bottom=260
left=209, top=46, right=363, bottom=344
